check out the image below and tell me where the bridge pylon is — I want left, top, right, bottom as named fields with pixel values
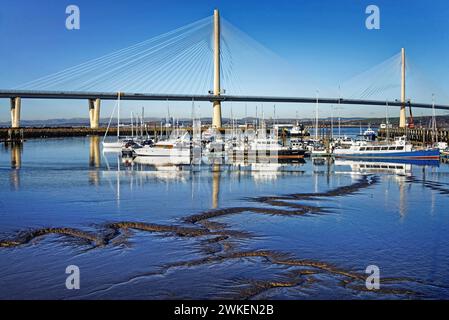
left=399, top=48, right=407, bottom=128
left=212, top=9, right=222, bottom=129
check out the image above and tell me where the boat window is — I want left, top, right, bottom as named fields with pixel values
left=373, top=147, right=381, bottom=151
left=366, top=147, right=373, bottom=151
left=396, top=146, right=404, bottom=151
left=360, top=147, right=366, bottom=151
left=388, top=147, right=395, bottom=150
left=381, top=147, right=388, bottom=150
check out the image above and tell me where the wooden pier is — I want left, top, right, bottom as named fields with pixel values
left=378, top=127, right=449, bottom=144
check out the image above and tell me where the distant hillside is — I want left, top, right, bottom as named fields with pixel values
left=1, top=115, right=448, bottom=128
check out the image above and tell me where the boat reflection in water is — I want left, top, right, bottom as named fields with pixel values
left=335, top=159, right=412, bottom=175
left=131, top=155, right=191, bottom=169
left=335, top=158, right=440, bottom=218
left=335, top=158, right=439, bottom=175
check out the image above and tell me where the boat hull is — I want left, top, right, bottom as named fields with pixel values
left=229, top=149, right=305, bottom=162
left=134, top=147, right=190, bottom=158
left=102, top=141, right=123, bottom=149
left=334, top=149, right=440, bottom=160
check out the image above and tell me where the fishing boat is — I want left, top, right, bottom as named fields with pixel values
left=334, top=136, right=440, bottom=160
left=362, top=125, right=377, bottom=141
left=289, top=121, right=310, bottom=137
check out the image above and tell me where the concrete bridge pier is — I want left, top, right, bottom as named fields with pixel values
left=10, top=97, right=21, bottom=128
left=88, top=98, right=101, bottom=129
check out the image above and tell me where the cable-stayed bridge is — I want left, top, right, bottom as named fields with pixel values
left=2, top=10, right=448, bottom=129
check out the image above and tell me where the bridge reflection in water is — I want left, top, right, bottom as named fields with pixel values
left=88, top=136, right=101, bottom=186
left=9, top=143, right=22, bottom=190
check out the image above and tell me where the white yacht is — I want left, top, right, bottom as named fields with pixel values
left=133, top=132, right=191, bottom=158
left=334, top=136, right=353, bottom=148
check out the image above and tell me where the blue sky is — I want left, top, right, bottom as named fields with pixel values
left=1, top=0, right=449, bottom=121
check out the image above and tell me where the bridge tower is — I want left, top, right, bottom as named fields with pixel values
left=212, top=9, right=222, bottom=128
left=10, top=97, right=21, bottom=128
left=399, top=48, right=407, bottom=128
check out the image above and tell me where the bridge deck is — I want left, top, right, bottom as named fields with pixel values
left=1, top=90, right=449, bottom=111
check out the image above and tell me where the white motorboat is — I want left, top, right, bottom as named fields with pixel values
left=334, top=136, right=440, bottom=159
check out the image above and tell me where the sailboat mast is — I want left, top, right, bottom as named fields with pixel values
left=386, top=101, right=390, bottom=141
left=141, top=107, right=144, bottom=138
left=131, top=112, right=134, bottom=138
left=330, top=105, right=334, bottom=140
left=338, top=116, right=341, bottom=138
left=315, top=90, right=319, bottom=140
left=432, top=93, right=437, bottom=144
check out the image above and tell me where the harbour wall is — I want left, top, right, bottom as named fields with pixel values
left=1, top=127, right=180, bottom=141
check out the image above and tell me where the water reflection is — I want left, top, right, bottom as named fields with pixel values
left=88, top=136, right=101, bottom=168
left=1, top=143, right=23, bottom=190
left=132, top=155, right=190, bottom=168
left=335, top=158, right=439, bottom=218
left=8, top=143, right=22, bottom=190
left=335, top=159, right=412, bottom=175
left=3, top=137, right=442, bottom=216
left=212, top=164, right=221, bottom=208
left=88, top=136, right=101, bottom=186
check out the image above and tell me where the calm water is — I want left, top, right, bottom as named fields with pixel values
left=1, top=135, right=449, bottom=300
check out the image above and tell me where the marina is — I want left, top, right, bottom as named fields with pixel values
left=2, top=0, right=449, bottom=305
left=1, top=135, right=449, bottom=300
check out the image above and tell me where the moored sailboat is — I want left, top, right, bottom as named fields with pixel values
left=102, top=92, right=124, bottom=149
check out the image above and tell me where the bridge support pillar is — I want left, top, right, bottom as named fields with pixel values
left=212, top=101, right=222, bottom=128
left=10, top=97, right=21, bottom=128
left=88, top=98, right=101, bottom=129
